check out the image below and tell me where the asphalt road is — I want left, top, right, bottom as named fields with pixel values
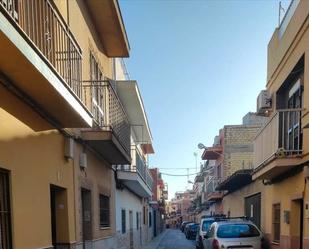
left=157, top=229, right=195, bottom=249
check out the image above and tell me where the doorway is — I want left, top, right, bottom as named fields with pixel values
left=245, top=193, right=261, bottom=229
left=81, top=188, right=92, bottom=249
left=129, top=210, right=133, bottom=249
left=291, top=198, right=304, bottom=249
left=50, top=185, right=69, bottom=249
left=153, top=210, right=157, bottom=237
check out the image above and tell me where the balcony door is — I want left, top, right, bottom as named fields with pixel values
left=81, top=188, right=92, bottom=249
left=90, top=53, right=104, bottom=126
left=286, top=80, right=302, bottom=152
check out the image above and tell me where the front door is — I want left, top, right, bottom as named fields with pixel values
left=129, top=211, right=133, bottom=249
left=50, top=185, right=69, bottom=249
left=291, top=199, right=304, bottom=249
left=245, top=193, right=261, bottom=229
left=153, top=210, right=157, bottom=237
left=81, top=188, right=92, bottom=249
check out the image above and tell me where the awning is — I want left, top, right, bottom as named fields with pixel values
left=216, top=169, right=253, bottom=193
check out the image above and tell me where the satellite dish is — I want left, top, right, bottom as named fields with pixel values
left=198, top=143, right=205, bottom=150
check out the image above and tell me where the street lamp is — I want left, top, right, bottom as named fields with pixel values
left=197, top=143, right=222, bottom=156
left=198, top=143, right=206, bottom=150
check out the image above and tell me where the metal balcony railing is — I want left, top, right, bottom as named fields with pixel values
left=116, top=146, right=153, bottom=189
left=0, top=0, right=83, bottom=99
left=83, top=79, right=131, bottom=155
left=254, top=109, right=303, bottom=169
left=279, top=0, right=300, bottom=38
left=205, top=178, right=221, bottom=194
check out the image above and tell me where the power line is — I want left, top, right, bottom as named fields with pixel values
left=160, top=172, right=199, bottom=177
left=158, top=167, right=196, bottom=170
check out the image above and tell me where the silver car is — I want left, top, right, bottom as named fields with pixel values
left=202, top=220, right=264, bottom=249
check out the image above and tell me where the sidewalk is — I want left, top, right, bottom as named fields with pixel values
left=141, top=229, right=169, bottom=249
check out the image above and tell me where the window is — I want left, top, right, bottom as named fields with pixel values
left=149, top=212, right=152, bottom=227
left=136, top=212, right=139, bottom=230
left=273, top=204, right=281, bottom=242
left=0, top=169, right=12, bottom=249
left=202, top=220, right=214, bottom=231
left=121, top=209, right=126, bottom=234
left=217, top=224, right=260, bottom=238
left=99, top=195, right=110, bottom=228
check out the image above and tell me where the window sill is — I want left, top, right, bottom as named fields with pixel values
left=100, top=226, right=111, bottom=230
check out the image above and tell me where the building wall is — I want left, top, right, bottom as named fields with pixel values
left=223, top=125, right=261, bottom=179
left=73, top=142, right=116, bottom=248
left=115, top=188, right=145, bottom=249
left=0, top=93, right=75, bottom=249
left=263, top=171, right=309, bottom=249
left=53, top=0, right=114, bottom=81
left=257, top=1, right=309, bottom=248
left=222, top=180, right=265, bottom=231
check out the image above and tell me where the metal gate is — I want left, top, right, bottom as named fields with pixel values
left=0, top=169, right=12, bottom=249
left=245, top=193, right=261, bottom=229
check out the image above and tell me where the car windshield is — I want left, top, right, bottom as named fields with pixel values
left=202, top=220, right=214, bottom=231
left=217, top=224, right=260, bottom=238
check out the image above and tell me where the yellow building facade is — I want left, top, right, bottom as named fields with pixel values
left=253, top=1, right=309, bottom=248
left=0, top=0, right=147, bottom=249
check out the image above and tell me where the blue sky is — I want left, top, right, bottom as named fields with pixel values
left=119, top=0, right=290, bottom=199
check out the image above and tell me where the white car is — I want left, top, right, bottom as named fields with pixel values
left=196, top=217, right=217, bottom=249
left=202, top=220, right=267, bottom=249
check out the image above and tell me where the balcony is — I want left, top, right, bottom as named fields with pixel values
left=205, top=178, right=223, bottom=202
left=81, top=79, right=131, bottom=165
left=253, top=109, right=303, bottom=180
left=202, top=146, right=222, bottom=160
left=0, top=0, right=92, bottom=128
left=115, top=80, right=154, bottom=154
left=85, top=0, right=130, bottom=57
left=116, top=146, right=153, bottom=197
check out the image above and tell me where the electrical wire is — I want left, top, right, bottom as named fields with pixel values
left=160, top=172, right=199, bottom=177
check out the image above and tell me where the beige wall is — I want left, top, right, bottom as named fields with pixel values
left=262, top=1, right=309, bottom=247
left=222, top=180, right=265, bottom=231
left=0, top=88, right=75, bottom=249
left=74, top=143, right=115, bottom=243
left=222, top=125, right=261, bottom=179
left=53, top=0, right=114, bottom=81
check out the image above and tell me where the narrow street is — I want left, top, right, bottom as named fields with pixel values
left=157, top=229, right=195, bottom=249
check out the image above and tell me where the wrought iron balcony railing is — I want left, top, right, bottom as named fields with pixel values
left=254, top=108, right=303, bottom=169
left=83, top=79, right=131, bottom=155
left=0, top=0, right=83, bottom=99
left=116, top=145, right=153, bottom=189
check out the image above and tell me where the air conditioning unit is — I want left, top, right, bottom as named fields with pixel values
left=257, top=90, right=271, bottom=114
left=80, top=153, right=87, bottom=169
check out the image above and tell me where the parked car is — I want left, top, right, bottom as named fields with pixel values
left=184, top=222, right=195, bottom=235
left=202, top=219, right=265, bottom=249
left=196, top=216, right=227, bottom=249
left=185, top=223, right=199, bottom=240
left=180, top=221, right=192, bottom=232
